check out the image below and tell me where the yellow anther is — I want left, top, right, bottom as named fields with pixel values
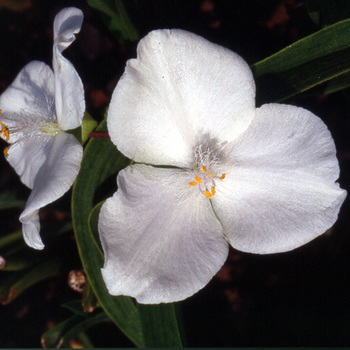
left=203, top=186, right=216, bottom=199
left=194, top=176, right=202, bottom=184
left=3, top=146, right=9, bottom=158
left=188, top=181, right=198, bottom=187
left=201, top=165, right=207, bottom=173
left=208, top=172, right=214, bottom=178
left=219, top=173, right=226, bottom=181
left=0, top=121, right=10, bottom=142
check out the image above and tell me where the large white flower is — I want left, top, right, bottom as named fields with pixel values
left=0, top=7, right=85, bottom=250
left=99, top=29, right=347, bottom=304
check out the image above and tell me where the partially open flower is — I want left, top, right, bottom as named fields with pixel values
left=99, top=29, right=347, bottom=303
left=0, top=7, right=85, bottom=250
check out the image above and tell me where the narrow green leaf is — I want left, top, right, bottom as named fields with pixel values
left=252, top=19, right=350, bottom=103
left=72, top=120, right=144, bottom=347
left=62, top=312, right=109, bottom=346
left=74, top=331, right=94, bottom=348
left=0, top=222, right=75, bottom=272
left=0, top=230, right=22, bottom=248
left=61, top=300, right=87, bottom=317
left=41, top=311, right=109, bottom=348
left=82, top=278, right=99, bottom=314
left=0, top=191, right=25, bottom=210
left=0, top=245, right=33, bottom=271
left=87, top=0, right=139, bottom=42
left=305, top=0, right=350, bottom=27
left=88, top=202, right=104, bottom=252
left=0, top=273, right=19, bottom=302
left=42, top=314, right=82, bottom=348
left=139, top=303, right=183, bottom=348
left=322, top=71, right=350, bottom=95
left=0, top=260, right=60, bottom=304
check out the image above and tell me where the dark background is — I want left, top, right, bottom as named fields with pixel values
left=0, top=0, right=350, bottom=347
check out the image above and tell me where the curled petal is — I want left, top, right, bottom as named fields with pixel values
left=108, top=29, right=256, bottom=167
left=53, top=7, right=85, bottom=130
left=98, top=164, right=228, bottom=303
left=54, top=7, right=84, bottom=52
left=20, top=132, right=83, bottom=249
left=212, top=103, right=347, bottom=253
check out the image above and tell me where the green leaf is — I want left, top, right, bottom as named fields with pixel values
left=41, top=311, right=109, bottom=348
left=72, top=120, right=144, bottom=347
left=321, top=71, right=350, bottom=95
left=305, top=0, right=350, bottom=27
left=252, top=18, right=350, bottom=103
left=139, top=303, right=183, bottom=347
left=0, top=191, right=25, bottom=210
left=88, top=202, right=104, bottom=252
left=61, top=299, right=87, bottom=317
left=0, top=232, right=34, bottom=272
left=0, top=245, right=33, bottom=271
left=87, top=0, right=139, bottom=42
left=87, top=0, right=116, bottom=18
left=0, top=260, right=60, bottom=304
left=81, top=111, right=98, bottom=144
left=74, top=332, right=94, bottom=348
left=82, top=278, right=99, bottom=314
left=0, top=230, right=22, bottom=248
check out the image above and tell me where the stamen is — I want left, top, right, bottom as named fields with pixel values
left=0, top=121, right=10, bottom=142
left=189, top=145, right=227, bottom=199
left=194, top=176, right=202, bottom=184
left=3, top=147, right=9, bottom=158
left=203, top=186, right=216, bottom=199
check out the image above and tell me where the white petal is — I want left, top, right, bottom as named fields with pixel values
left=6, top=135, right=54, bottom=189
left=21, top=216, right=42, bottom=250
left=53, top=7, right=85, bottom=130
left=20, top=132, right=83, bottom=249
left=0, top=61, right=55, bottom=140
left=98, top=164, right=228, bottom=303
left=108, top=29, right=255, bottom=167
left=212, top=103, right=347, bottom=254
left=53, top=7, right=84, bottom=50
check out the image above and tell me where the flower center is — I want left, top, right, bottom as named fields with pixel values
left=0, top=109, right=60, bottom=157
left=188, top=145, right=226, bottom=199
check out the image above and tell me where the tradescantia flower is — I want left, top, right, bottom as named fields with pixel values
left=0, top=7, right=85, bottom=250
left=98, top=29, right=347, bottom=304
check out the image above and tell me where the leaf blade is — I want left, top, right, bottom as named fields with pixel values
left=139, top=303, right=184, bottom=348
left=252, top=18, right=350, bottom=103
left=72, top=120, right=144, bottom=347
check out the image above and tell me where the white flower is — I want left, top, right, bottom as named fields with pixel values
left=98, top=29, right=347, bottom=304
left=0, top=7, right=85, bottom=250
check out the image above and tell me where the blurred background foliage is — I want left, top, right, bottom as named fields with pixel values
left=0, top=0, right=350, bottom=347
